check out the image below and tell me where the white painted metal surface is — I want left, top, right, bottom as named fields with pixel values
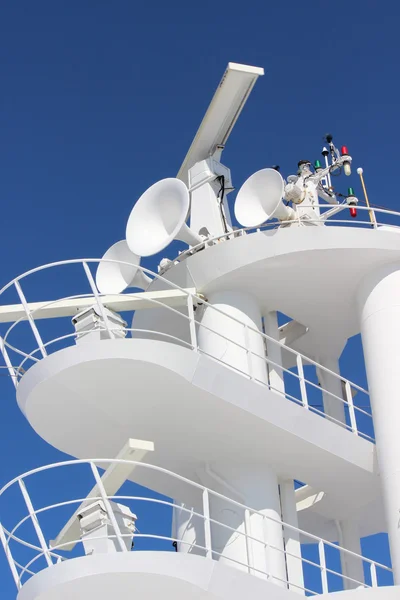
left=126, top=178, right=202, bottom=257
left=1, top=59, right=400, bottom=600
left=235, top=168, right=294, bottom=227
left=197, top=290, right=268, bottom=384
left=96, top=240, right=152, bottom=294
left=177, top=63, right=264, bottom=185
left=0, top=287, right=195, bottom=323
left=358, top=263, right=400, bottom=584
left=50, top=439, right=154, bottom=551
left=0, top=459, right=392, bottom=595
left=0, top=261, right=370, bottom=447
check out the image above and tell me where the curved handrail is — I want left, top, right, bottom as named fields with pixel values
left=0, top=258, right=372, bottom=440
left=0, top=459, right=392, bottom=592
left=6, top=319, right=372, bottom=440
left=0, top=258, right=370, bottom=394
left=170, top=204, right=400, bottom=264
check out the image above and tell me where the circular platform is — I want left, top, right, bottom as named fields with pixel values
left=143, top=226, right=400, bottom=359
left=16, top=551, right=309, bottom=600
left=17, top=338, right=379, bottom=530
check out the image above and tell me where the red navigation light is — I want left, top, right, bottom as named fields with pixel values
left=341, top=145, right=349, bottom=156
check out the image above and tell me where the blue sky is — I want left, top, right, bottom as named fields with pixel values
left=0, top=0, right=398, bottom=596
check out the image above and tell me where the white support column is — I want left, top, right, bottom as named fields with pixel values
left=204, top=465, right=287, bottom=587
left=357, top=263, right=400, bottom=584
left=316, top=357, right=346, bottom=426
left=263, top=311, right=285, bottom=394
left=198, top=291, right=268, bottom=385
left=280, top=480, right=305, bottom=594
left=336, top=519, right=364, bottom=589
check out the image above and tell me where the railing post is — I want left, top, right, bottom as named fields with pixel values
left=0, top=336, right=18, bottom=388
left=0, top=523, right=21, bottom=589
left=18, top=479, right=53, bottom=567
left=187, top=295, right=197, bottom=351
left=14, top=281, right=47, bottom=358
left=318, top=540, right=329, bottom=593
left=244, top=508, right=254, bottom=574
left=202, top=488, right=212, bottom=559
left=82, top=262, right=114, bottom=339
left=370, top=563, right=378, bottom=587
left=296, top=354, right=309, bottom=408
left=89, top=462, right=127, bottom=552
left=345, top=381, right=358, bottom=435
left=244, top=325, right=254, bottom=380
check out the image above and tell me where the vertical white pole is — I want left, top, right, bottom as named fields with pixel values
left=187, top=295, right=198, bottom=350
left=14, top=281, right=47, bottom=358
left=316, top=358, right=346, bottom=426
left=244, top=325, right=254, bottom=380
left=0, top=336, right=18, bottom=388
left=244, top=508, right=254, bottom=574
left=280, top=480, right=305, bottom=594
left=296, top=355, right=308, bottom=408
left=370, top=563, right=378, bottom=587
left=263, top=312, right=285, bottom=394
left=345, top=381, right=358, bottom=435
left=336, top=519, right=364, bottom=589
left=323, top=152, right=332, bottom=188
left=202, top=488, right=212, bottom=559
left=0, top=523, right=21, bottom=589
left=82, top=262, right=115, bottom=339
left=318, top=540, right=329, bottom=593
left=358, top=263, right=400, bottom=583
left=18, top=479, right=52, bottom=567
left=89, top=462, right=127, bottom=552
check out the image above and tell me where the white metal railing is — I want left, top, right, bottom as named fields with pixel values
left=170, top=204, right=400, bottom=265
left=0, top=259, right=373, bottom=441
left=0, top=459, right=393, bottom=592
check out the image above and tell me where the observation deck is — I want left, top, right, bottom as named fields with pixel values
left=1, top=207, right=400, bottom=597
left=0, top=459, right=394, bottom=598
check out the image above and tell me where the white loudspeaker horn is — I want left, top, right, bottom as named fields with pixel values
left=96, top=240, right=152, bottom=294
left=126, top=178, right=203, bottom=257
left=234, top=168, right=295, bottom=227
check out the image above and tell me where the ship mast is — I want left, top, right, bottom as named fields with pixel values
left=0, top=62, right=398, bottom=599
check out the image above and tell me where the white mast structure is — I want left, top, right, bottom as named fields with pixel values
left=0, top=62, right=398, bottom=599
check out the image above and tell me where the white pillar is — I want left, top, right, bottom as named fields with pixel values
left=357, top=263, right=400, bottom=584
left=196, top=292, right=284, bottom=584
left=280, top=480, right=305, bottom=594
left=336, top=519, right=364, bottom=589
left=316, top=358, right=346, bottom=426
left=264, top=311, right=285, bottom=394
left=205, top=465, right=287, bottom=587
left=198, top=291, right=268, bottom=384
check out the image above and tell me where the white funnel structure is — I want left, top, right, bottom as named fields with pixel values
left=234, top=168, right=295, bottom=227
left=95, top=240, right=152, bottom=294
left=126, top=178, right=203, bottom=257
